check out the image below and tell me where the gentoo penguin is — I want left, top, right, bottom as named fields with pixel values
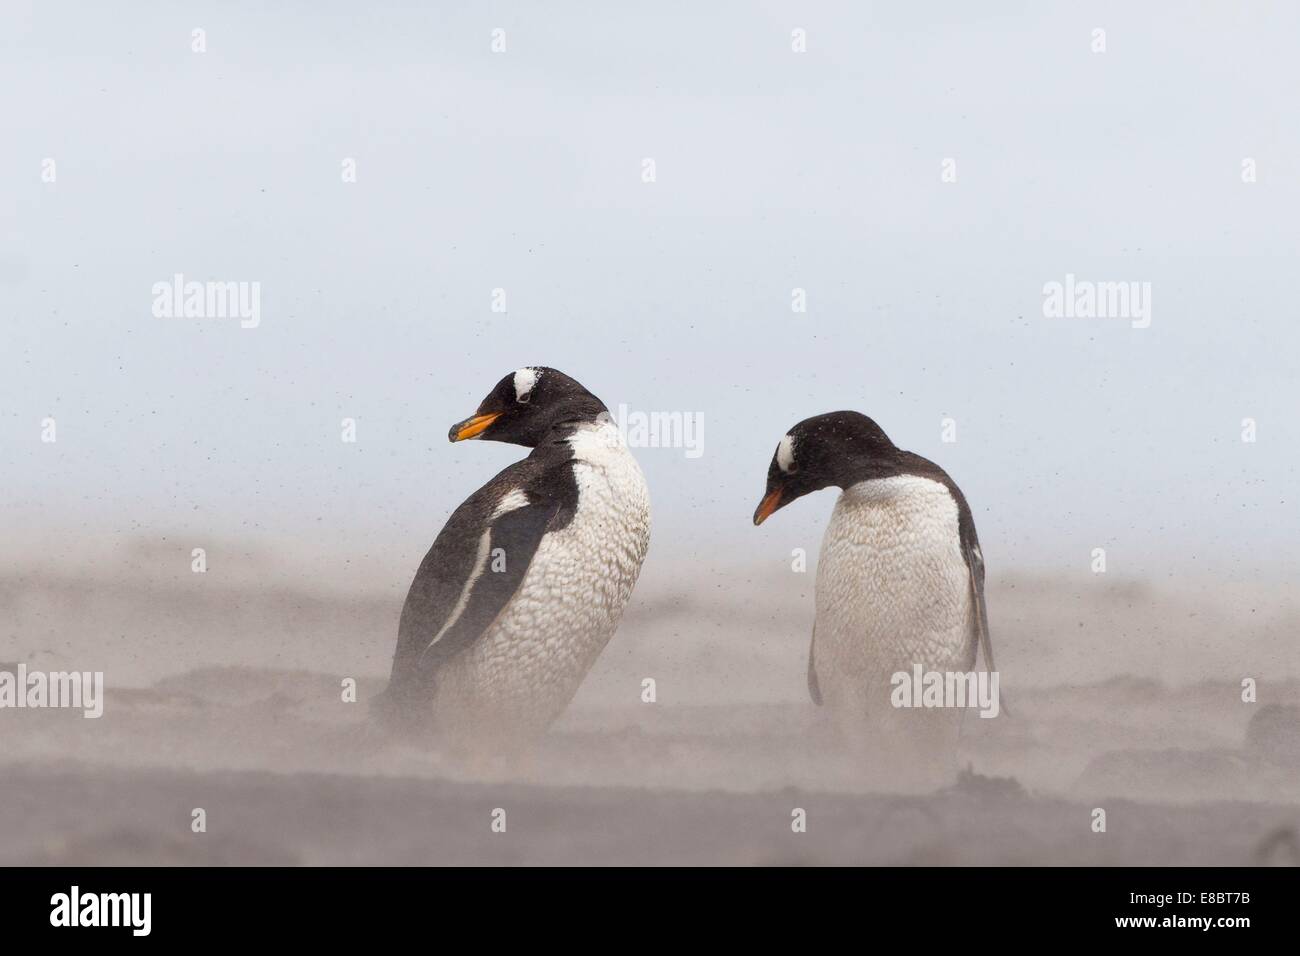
left=375, top=367, right=651, bottom=744
left=752, top=412, right=998, bottom=777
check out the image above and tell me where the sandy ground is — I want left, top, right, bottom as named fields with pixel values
left=2, top=543, right=1298, bottom=866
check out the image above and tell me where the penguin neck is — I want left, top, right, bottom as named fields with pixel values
left=837, top=451, right=952, bottom=508
left=530, top=395, right=609, bottom=445
left=832, top=448, right=908, bottom=490
left=562, top=417, right=625, bottom=462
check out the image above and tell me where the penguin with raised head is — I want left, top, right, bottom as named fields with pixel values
left=752, top=412, right=998, bottom=778
left=376, top=367, right=651, bottom=744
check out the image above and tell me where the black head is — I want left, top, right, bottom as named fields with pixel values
left=449, top=367, right=608, bottom=448
left=753, top=411, right=900, bottom=525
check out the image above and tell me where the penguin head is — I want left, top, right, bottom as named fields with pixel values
left=449, top=367, right=608, bottom=447
left=753, top=411, right=898, bottom=525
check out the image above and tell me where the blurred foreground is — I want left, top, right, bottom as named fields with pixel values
left=2, top=543, right=1298, bottom=865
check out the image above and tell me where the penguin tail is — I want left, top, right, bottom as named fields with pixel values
left=369, top=677, right=435, bottom=738
left=369, top=683, right=400, bottom=727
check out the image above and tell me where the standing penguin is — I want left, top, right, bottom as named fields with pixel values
left=752, top=412, right=998, bottom=776
left=376, top=367, right=651, bottom=744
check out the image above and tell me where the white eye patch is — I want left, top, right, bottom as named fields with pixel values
left=776, top=433, right=796, bottom=473
left=513, top=367, right=539, bottom=403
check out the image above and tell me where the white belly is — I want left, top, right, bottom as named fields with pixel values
left=814, top=475, right=976, bottom=734
left=434, top=426, right=651, bottom=737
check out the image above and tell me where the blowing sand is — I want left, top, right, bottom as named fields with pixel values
left=2, top=542, right=1298, bottom=866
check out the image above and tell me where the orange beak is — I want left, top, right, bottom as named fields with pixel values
left=752, top=487, right=784, bottom=526
left=449, top=412, right=502, bottom=442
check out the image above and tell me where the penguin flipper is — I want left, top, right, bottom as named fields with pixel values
left=807, top=624, right=823, bottom=706
left=966, top=541, right=1008, bottom=716
left=382, top=470, right=565, bottom=726
left=410, top=497, right=560, bottom=677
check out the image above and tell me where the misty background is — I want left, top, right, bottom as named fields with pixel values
left=3, top=2, right=1300, bottom=868
left=3, top=2, right=1299, bottom=595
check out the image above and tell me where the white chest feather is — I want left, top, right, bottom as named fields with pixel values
left=436, top=423, right=651, bottom=733
left=815, top=475, right=975, bottom=691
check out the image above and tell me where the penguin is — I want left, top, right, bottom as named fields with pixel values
left=376, top=367, right=651, bottom=744
left=752, top=411, right=998, bottom=776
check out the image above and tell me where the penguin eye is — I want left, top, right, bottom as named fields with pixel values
left=517, top=390, right=532, bottom=405
left=786, top=463, right=799, bottom=474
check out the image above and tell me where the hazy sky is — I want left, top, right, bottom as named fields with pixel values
left=4, top=1, right=1299, bottom=582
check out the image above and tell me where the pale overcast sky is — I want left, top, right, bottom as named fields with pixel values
left=3, top=1, right=1298, bottom=581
